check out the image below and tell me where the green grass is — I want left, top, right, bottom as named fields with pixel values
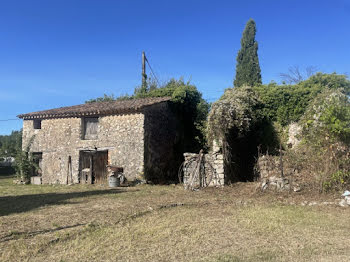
left=1, top=175, right=349, bottom=261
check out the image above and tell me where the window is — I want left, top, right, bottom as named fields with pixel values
left=83, top=117, right=99, bottom=140
left=33, top=119, right=42, bottom=129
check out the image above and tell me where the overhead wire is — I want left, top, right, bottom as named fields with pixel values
left=145, top=57, right=161, bottom=87
left=0, top=119, right=21, bottom=122
left=144, top=53, right=221, bottom=102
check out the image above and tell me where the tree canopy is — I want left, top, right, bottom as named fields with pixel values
left=0, top=130, right=22, bottom=158
left=234, top=19, right=262, bottom=87
left=253, top=73, right=350, bottom=126
left=301, top=88, right=350, bottom=145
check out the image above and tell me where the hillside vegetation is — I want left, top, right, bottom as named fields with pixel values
left=206, top=73, right=350, bottom=191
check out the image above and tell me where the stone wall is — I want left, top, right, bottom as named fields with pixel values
left=143, top=102, right=179, bottom=183
left=287, top=123, right=302, bottom=149
left=257, top=155, right=299, bottom=191
left=182, top=151, right=224, bottom=188
left=22, top=112, right=145, bottom=184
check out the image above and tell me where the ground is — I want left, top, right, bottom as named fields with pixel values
left=1, top=174, right=350, bottom=262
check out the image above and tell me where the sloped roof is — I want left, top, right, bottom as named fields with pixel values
left=18, top=97, right=171, bottom=119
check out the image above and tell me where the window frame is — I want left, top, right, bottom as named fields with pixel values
left=33, top=119, right=42, bottom=129
left=82, top=117, right=99, bottom=140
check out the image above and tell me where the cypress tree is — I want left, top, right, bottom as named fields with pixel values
left=234, top=19, right=262, bottom=87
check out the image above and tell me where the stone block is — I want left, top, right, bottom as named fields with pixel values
left=212, top=140, right=221, bottom=153
left=216, top=154, right=224, bottom=160
left=216, top=168, right=224, bottom=174
left=214, top=159, right=224, bottom=165
left=259, top=170, right=269, bottom=178
left=184, top=153, right=197, bottom=158
left=214, top=165, right=224, bottom=171
left=218, top=173, right=225, bottom=179
left=31, top=176, right=42, bottom=185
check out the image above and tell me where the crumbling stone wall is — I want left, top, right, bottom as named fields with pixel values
left=257, top=155, right=301, bottom=191
left=182, top=151, right=224, bottom=188
left=22, top=113, right=145, bottom=184
left=287, top=123, right=302, bottom=149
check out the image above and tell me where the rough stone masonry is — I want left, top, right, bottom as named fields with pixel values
left=19, top=97, right=180, bottom=184
left=182, top=142, right=225, bottom=188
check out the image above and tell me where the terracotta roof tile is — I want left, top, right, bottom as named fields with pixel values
left=18, top=97, right=171, bottom=119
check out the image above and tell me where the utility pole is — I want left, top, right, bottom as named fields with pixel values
left=142, top=51, right=147, bottom=89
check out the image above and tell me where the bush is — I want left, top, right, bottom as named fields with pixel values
left=253, top=73, right=350, bottom=126
left=208, top=86, right=265, bottom=141
left=0, top=130, right=22, bottom=158
left=15, top=136, right=39, bottom=183
left=301, top=88, right=350, bottom=145
left=291, top=88, right=350, bottom=192
left=208, top=86, right=279, bottom=182
left=323, top=170, right=350, bottom=192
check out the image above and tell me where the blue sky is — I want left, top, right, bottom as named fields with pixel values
left=1, top=0, right=349, bottom=134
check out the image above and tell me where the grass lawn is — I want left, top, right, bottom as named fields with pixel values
left=0, top=174, right=350, bottom=262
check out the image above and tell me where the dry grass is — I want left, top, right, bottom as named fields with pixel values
left=1, top=175, right=350, bottom=262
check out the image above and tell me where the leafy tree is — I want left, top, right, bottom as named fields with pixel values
left=298, top=88, right=350, bottom=192
left=301, top=88, right=350, bottom=145
left=85, top=93, right=131, bottom=103
left=254, top=73, right=350, bottom=126
left=234, top=19, right=262, bottom=87
left=133, top=77, right=158, bottom=96
left=0, top=130, right=22, bottom=157
left=15, top=136, right=39, bottom=183
left=208, top=86, right=278, bottom=182
left=299, top=72, right=350, bottom=95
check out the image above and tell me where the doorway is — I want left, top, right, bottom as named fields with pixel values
left=79, top=150, right=108, bottom=184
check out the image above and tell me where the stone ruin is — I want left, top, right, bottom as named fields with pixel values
left=257, top=154, right=301, bottom=192
left=182, top=146, right=224, bottom=189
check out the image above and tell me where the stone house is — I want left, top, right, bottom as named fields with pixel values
left=18, top=97, right=180, bottom=184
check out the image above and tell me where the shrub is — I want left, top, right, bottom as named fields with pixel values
left=323, top=170, right=350, bottom=192
left=208, top=86, right=279, bottom=182
left=15, top=136, right=39, bottom=183
left=208, top=86, right=264, bottom=139
left=301, top=88, right=350, bottom=145
left=296, top=89, right=350, bottom=192
left=253, top=73, right=350, bottom=126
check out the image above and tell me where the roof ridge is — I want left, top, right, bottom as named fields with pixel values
left=18, top=96, right=172, bottom=119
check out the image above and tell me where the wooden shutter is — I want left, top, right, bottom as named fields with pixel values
left=84, top=117, right=98, bottom=140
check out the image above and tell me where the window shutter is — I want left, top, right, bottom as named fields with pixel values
left=84, top=118, right=98, bottom=140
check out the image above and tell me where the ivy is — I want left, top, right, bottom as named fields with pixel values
left=253, top=73, right=350, bottom=126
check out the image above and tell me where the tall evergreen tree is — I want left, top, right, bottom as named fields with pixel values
left=234, top=19, right=262, bottom=87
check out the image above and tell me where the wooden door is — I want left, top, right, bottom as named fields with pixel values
left=80, top=151, right=92, bottom=184
left=93, top=151, right=108, bottom=184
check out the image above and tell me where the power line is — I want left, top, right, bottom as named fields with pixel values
left=145, top=57, right=161, bottom=87
left=0, top=119, right=21, bottom=122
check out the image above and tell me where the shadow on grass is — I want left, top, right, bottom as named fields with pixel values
left=0, top=188, right=126, bottom=216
